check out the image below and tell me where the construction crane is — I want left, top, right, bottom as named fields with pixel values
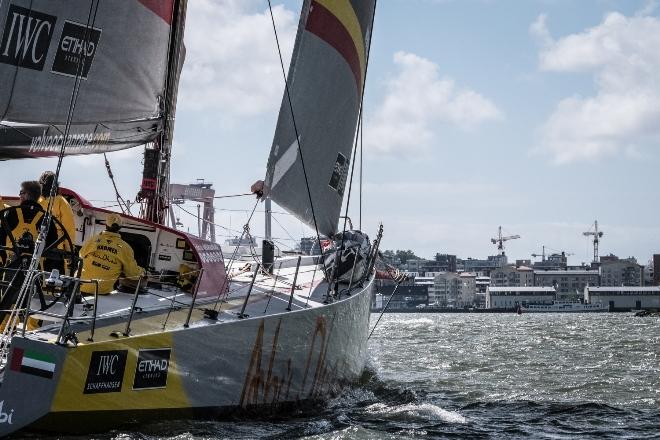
left=491, top=226, right=520, bottom=256
left=532, top=246, right=574, bottom=261
left=583, top=220, right=604, bottom=264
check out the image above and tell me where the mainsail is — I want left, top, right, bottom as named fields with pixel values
left=264, top=0, right=376, bottom=237
left=0, top=0, right=179, bottom=159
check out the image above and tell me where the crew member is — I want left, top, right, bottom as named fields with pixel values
left=0, top=181, right=58, bottom=262
left=38, top=171, right=76, bottom=243
left=79, top=213, right=144, bottom=295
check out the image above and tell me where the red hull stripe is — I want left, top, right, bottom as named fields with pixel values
left=137, top=0, right=174, bottom=25
left=10, top=348, right=23, bottom=372
left=306, top=1, right=363, bottom=91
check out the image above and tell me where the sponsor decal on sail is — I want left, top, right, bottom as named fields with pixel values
left=29, top=129, right=111, bottom=154
left=0, top=5, right=56, bottom=71
left=83, top=350, right=128, bottom=394
left=51, top=20, right=102, bottom=79
left=10, top=347, right=55, bottom=379
left=328, top=152, right=349, bottom=196
left=133, top=348, right=171, bottom=390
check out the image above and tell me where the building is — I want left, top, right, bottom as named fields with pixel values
left=413, top=275, right=436, bottom=303
left=434, top=254, right=457, bottom=272
left=584, top=286, right=660, bottom=311
left=654, top=254, right=660, bottom=286
left=433, top=272, right=464, bottom=307
left=600, top=256, right=643, bottom=287
left=457, top=272, right=477, bottom=308
left=461, top=255, right=507, bottom=276
left=486, top=286, right=556, bottom=309
left=373, top=284, right=428, bottom=310
left=532, top=253, right=568, bottom=271
left=490, top=265, right=533, bottom=287
left=534, top=269, right=600, bottom=299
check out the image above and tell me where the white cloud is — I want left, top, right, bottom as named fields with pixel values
left=365, top=51, right=502, bottom=156
left=179, top=0, right=297, bottom=116
left=534, top=12, right=660, bottom=163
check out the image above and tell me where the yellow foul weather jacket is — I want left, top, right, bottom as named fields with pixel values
left=38, top=195, right=76, bottom=242
left=79, top=231, right=144, bottom=294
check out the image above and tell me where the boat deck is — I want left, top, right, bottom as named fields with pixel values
left=17, top=257, right=355, bottom=346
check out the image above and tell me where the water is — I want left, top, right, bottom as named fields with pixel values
left=38, top=313, right=660, bottom=439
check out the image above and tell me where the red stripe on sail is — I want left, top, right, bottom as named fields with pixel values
left=137, top=0, right=174, bottom=25
left=306, top=1, right=362, bottom=91
left=10, top=348, right=23, bottom=372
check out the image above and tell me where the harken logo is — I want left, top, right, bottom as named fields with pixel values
left=133, top=348, right=171, bottom=390
left=0, top=5, right=56, bottom=71
left=51, top=20, right=101, bottom=78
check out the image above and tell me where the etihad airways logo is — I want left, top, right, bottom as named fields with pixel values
left=0, top=5, right=56, bottom=71
left=52, top=20, right=101, bottom=78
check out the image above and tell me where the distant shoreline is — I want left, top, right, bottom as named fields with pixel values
left=371, top=308, right=634, bottom=314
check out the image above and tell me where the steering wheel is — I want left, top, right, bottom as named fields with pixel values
left=0, top=205, right=77, bottom=312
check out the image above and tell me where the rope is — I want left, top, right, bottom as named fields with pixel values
left=267, top=0, right=324, bottom=254
left=367, top=265, right=403, bottom=340
left=0, top=0, right=101, bottom=354
left=103, top=153, right=132, bottom=214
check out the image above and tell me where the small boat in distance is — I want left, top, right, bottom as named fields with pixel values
left=520, top=301, right=609, bottom=313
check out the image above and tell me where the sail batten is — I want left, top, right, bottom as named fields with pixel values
left=265, top=0, right=376, bottom=237
left=0, top=0, right=178, bottom=159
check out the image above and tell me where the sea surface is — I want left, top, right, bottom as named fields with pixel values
left=43, top=313, right=660, bottom=439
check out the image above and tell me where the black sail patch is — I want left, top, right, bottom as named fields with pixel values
left=133, top=348, right=171, bottom=390
left=0, top=5, right=56, bottom=71
left=84, top=350, right=128, bottom=394
left=328, top=152, right=349, bottom=196
left=51, top=20, right=102, bottom=78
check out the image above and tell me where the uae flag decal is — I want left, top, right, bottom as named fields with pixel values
left=10, top=348, right=55, bottom=379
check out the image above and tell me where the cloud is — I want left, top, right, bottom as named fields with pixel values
left=534, top=12, right=660, bottom=163
left=365, top=52, right=502, bottom=156
left=179, top=0, right=297, bottom=116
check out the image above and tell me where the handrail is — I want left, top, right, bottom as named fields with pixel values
left=238, top=264, right=260, bottom=319
left=286, top=256, right=301, bottom=311
left=123, top=277, right=143, bottom=336
left=184, top=268, right=204, bottom=328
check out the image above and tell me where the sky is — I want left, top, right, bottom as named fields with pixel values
left=2, top=0, right=660, bottom=267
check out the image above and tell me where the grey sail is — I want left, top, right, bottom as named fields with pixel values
left=0, top=0, right=178, bottom=159
left=264, top=0, right=376, bottom=237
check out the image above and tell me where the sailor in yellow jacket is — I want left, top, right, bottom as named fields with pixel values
left=79, top=213, right=144, bottom=295
left=37, top=171, right=76, bottom=242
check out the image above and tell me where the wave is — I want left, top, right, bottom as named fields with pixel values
left=363, top=402, right=467, bottom=424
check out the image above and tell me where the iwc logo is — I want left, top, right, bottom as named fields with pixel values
left=0, top=5, right=56, bottom=71
left=83, top=350, right=128, bottom=394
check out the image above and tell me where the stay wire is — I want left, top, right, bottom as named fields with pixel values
left=103, top=153, right=131, bottom=214
left=267, top=0, right=324, bottom=255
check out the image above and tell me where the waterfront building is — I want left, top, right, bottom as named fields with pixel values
left=486, top=286, right=556, bottom=309
left=653, top=254, right=660, bottom=286
left=433, top=272, right=462, bottom=307
left=373, top=284, right=429, bottom=310
left=584, top=286, right=660, bottom=311
left=534, top=269, right=600, bottom=299
left=490, top=265, right=533, bottom=287
left=458, top=272, right=477, bottom=308
left=600, top=255, right=643, bottom=287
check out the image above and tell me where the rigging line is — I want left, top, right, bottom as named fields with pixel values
left=335, top=0, right=378, bottom=291
left=267, top=0, right=325, bottom=252
left=271, top=213, right=298, bottom=247
left=103, top=153, right=130, bottom=214
left=176, top=203, right=243, bottom=235
left=359, top=112, right=363, bottom=230
left=1, top=0, right=101, bottom=351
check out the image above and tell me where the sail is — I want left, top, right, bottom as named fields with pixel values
left=264, top=0, right=376, bottom=237
left=0, top=0, right=179, bottom=159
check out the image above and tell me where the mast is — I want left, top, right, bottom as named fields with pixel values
left=138, top=0, right=188, bottom=224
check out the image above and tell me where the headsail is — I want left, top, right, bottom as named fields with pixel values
left=264, top=0, right=376, bottom=237
left=0, top=0, right=178, bottom=159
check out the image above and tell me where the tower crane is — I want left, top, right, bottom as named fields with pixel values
left=532, top=246, right=574, bottom=261
left=583, top=220, right=604, bottom=264
left=491, top=226, right=520, bottom=256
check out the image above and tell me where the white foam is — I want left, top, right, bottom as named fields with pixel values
left=364, top=402, right=467, bottom=424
